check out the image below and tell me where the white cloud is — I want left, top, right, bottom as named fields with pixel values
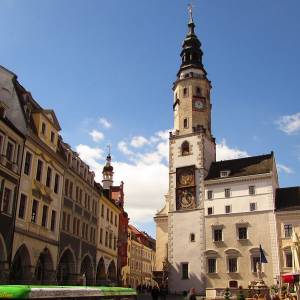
left=216, top=139, right=249, bottom=161
left=89, top=129, right=104, bottom=142
left=130, top=136, right=149, bottom=148
left=118, top=141, right=133, bottom=156
left=276, top=112, right=300, bottom=135
left=277, top=164, right=294, bottom=175
left=76, top=144, right=104, bottom=170
left=99, top=117, right=112, bottom=129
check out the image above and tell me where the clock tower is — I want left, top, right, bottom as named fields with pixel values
left=167, top=9, right=216, bottom=294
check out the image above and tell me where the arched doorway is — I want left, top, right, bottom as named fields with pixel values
left=80, top=255, right=94, bottom=286
left=10, top=244, right=31, bottom=284
left=57, top=249, right=76, bottom=285
left=107, top=260, right=117, bottom=284
left=96, top=257, right=106, bottom=285
left=34, top=248, right=54, bottom=284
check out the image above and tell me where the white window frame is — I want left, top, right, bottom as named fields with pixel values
left=18, top=192, right=28, bottom=220
left=250, top=202, right=257, bottom=212
left=227, top=256, right=238, bottom=273
left=207, top=257, right=217, bottom=274
left=207, top=190, right=213, bottom=200
left=225, top=205, right=231, bottom=214
left=207, top=207, right=213, bottom=215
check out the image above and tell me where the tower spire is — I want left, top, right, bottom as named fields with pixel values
left=177, top=5, right=207, bottom=78
left=102, top=147, right=114, bottom=190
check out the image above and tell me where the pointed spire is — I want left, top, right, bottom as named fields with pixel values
left=102, top=146, right=114, bottom=189
left=177, top=4, right=207, bottom=78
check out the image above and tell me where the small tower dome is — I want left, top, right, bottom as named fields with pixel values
left=102, top=152, right=114, bottom=190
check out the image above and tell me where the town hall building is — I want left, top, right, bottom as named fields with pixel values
left=154, top=10, right=299, bottom=296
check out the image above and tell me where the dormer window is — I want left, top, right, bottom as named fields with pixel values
left=220, top=170, right=230, bottom=177
left=41, top=122, right=46, bottom=135
left=50, top=131, right=55, bottom=143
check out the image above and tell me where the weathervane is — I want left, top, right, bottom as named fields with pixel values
left=188, top=3, right=194, bottom=22
left=107, top=144, right=111, bottom=156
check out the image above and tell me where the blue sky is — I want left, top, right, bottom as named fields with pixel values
left=1, top=0, right=300, bottom=237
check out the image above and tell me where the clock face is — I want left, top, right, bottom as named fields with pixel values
left=176, top=187, right=196, bottom=210
left=193, top=98, right=205, bottom=110
left=177, top=166, right=195, bottom=188
left=179, top=172, right=194, bottom=186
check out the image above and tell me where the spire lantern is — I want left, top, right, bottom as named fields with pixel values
left=102, top=148, right=114, bottom=190
left=177, top=5, right=207, bottom=78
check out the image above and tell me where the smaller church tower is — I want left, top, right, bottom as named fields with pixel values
left=102, top=152, right=114, bottom=190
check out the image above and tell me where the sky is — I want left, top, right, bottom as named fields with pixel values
left=1, top=0, right=300, bottom=237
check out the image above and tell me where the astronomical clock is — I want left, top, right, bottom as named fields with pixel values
left=176, top=166, right=196, bottom=210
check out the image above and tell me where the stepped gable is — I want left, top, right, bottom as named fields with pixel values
left=205, top=152, right=274, bottom=180
left=275, top=186, right=300, bottom=211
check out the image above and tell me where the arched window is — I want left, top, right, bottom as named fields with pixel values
left=181, top=141, right=190, bottom=156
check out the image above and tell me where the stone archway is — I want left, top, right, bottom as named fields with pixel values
left=0, top=234, right=7, bottom=281
left=57, top=248, right=76, bottom=285
left=107, top=260, right=117, bottom=284
left=80, top=255, right=94, bottom=286
left=10, top=244, right=31, bottom=284
left=96, top=257, right=106, bottom=285
left=34, top=248, right=54, bottom=284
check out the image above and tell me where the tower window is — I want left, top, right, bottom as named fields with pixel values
left=196, top=86, right=202, bottom=96
left=181, top=141, right=190, bottom=155
left=190, top=233, right=195, bottom=242
left=181, top=263, right=189, bottom=279
left=183, top=87, right=188, bottom=97
left=183, top=118, right=188, bottom=129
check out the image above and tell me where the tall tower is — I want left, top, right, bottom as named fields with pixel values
left=167, top=8, right=216, bottom=294
left=102, top=153, right=114, bottom=190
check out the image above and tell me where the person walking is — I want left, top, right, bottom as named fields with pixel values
left=187, top=288, right=196, bottom=300
left=151, top=285, right=160, bottom=300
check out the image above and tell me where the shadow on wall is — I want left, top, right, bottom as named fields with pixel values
left=168, top=263, right=206, bottom=296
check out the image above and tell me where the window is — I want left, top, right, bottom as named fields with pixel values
left=109, top=233, right=112, bottom=248
left=207, top=207, right=213, bottom=215
left=0, top=134, right=3, bottom=154
left=225, top=205, right=231, bottom=214
left=183, top=118, right=188, bottom=129
left=229, top=281, right=238, bottom=288
left=110, top=211, right=113, bottom=224
left=190, top=233, right=195, bottom=242
left=69, top=182, right=73, bottom=198
left=284, top=224, right=293, bottom=238
left=207, top=190, right=213, bottom=200
left=181, top=263, right=189, bottom=279
left=6, top=141, right=14, bottom=161
left=181, top=141, right=190, bottom=155
left=23, top=152, right=32, bottom=175
left=2, top=187, right=12, bottom=214
left=18, top=194, right=27, bottom=219
left=238, top=227, right=247, bottom=240
left=62, top=212, right=66, bottom=230
left=250, top=202, right=257, bottom=211
left=100, top=228, right=103, bottom=244
left=114, top=236, right=117, bottom=250
left=101, top=204, right=104, bottom=217
left=115, top=215, right=118, bottom=226
left=105, top=231, right=108, bottom=247
left=225, top=188, right=231, bottom=198
left=208, top=258, right=216, bottom=273
left=196, top=86, right=202, bottom=96
left=36, top=160, right=43, bottom=182
left=41, top=122, right=46, bottom=135
left=214, top=229, right=222, bottom=242
left=54, top=174, right=60, bottom=194
left=183, top=87, right=188, bottom=97
left=76, top=219, right=80, bottom=236
left=73, top=217, right=77, bottom=234
left=66, top=214, right=70, bottom=232
left=249, top=185, right=255, bottom=195
left=64, top=179, right=69, bottom=195
left=220, top=170, right=230, bottom=177
left=252, top=256, right=260, bottom=272
left=107, top=208, right=109, bottom=221
left=228, top=257, right=237, bottom=273
left=286, top=252, right=293, bottom=268
left=41, top=205, right=48, bottom=227
left=31, top=200, right=39, bottom=223
left=50, top=131, right=55, bottom=143
left=46, top=167, right=52, bottom=187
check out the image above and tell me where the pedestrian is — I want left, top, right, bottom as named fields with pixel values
left=151, top=285, right=160, bottom=300
left=160, top=283, right=168, bottom=300
left=187, top=288, right=196, bottom=300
